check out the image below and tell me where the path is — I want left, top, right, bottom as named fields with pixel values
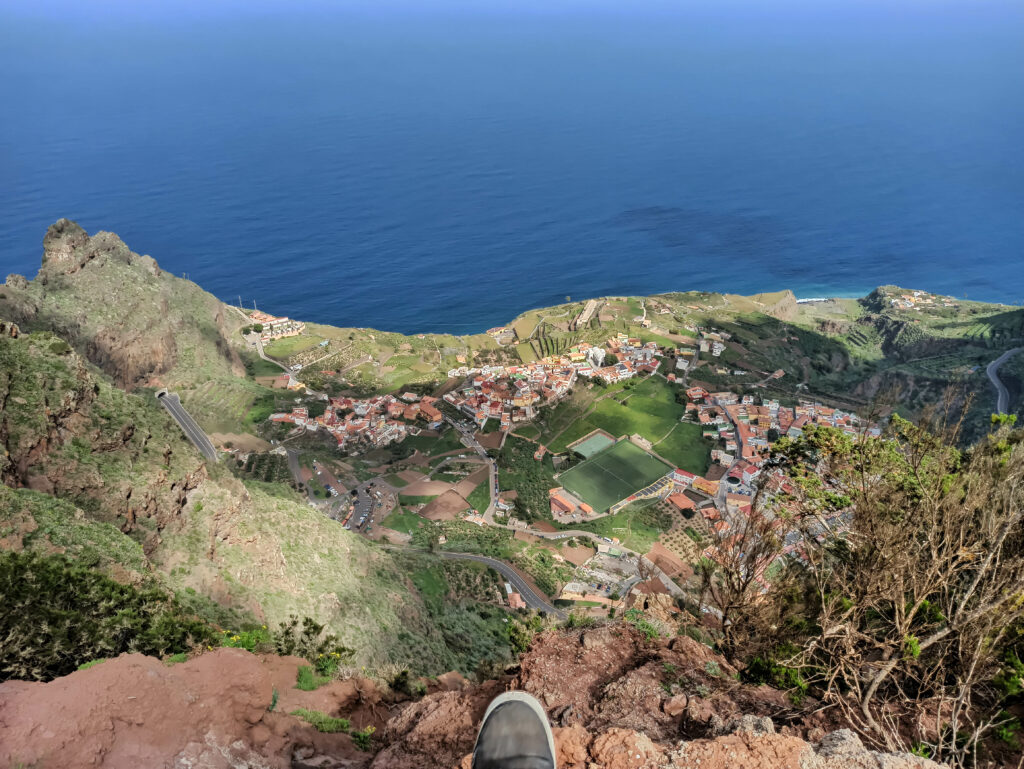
left=157, top=391, right=218, bottom=461
left=987, top=347, right=1022, bottom=414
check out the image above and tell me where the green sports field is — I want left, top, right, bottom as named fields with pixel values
left=568, top=430, right=616, bottom=458
left=558, top=440, right=671, bottom=513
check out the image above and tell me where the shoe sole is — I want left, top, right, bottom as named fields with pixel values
left=478, top=690, right=558, bottom=767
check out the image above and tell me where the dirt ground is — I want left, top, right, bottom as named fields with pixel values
left=645, top=542, right=693, bottom=581
left=210, top=433, right=271, bottom=452
left=421, top=490, right=472, bottom=521
left=402, top=479, right=453, bottom=497
left=560, top=544, right=597, bottom=567
left=397, top=469, right=427, bottom=485
left=514, top=530, right=542, bottom=544
left=474, top=431, right=503, bottom=450
left=531, top=520, right=557, bottom=533
left=453, top=466, right=489, bottom=498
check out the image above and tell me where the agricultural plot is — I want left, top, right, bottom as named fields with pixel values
left=557, top=440, right=671, bottom=513
left=180, top=378, right=272, bottom=434
left=263, top=334, right=324, bottom=359
left=235, top=452, right=292, bottom=485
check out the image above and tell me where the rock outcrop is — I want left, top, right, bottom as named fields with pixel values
left=0, top=219, right=243, bottom=390
left=0, top=628, right=944, bottom=769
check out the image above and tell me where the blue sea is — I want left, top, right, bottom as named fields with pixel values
left=2, top=0, right=1023, bottom=334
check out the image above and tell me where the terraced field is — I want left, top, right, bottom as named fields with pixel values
left=180, top=378, right=273, bottom=434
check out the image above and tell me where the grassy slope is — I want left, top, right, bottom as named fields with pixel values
left=0, top=486, right=147, bottom=575
left=565, top=500, right=672, bottom=553
left=0, top=328, right=492, bottom=675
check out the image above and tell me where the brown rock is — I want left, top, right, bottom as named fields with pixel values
left=663, top=694, right=689, bottom=717
left=553, top=724, right=592, bottom=769
left=590, top=727, right=666, bottom=769
left=436, top=671, right=469, bottom=691
left=0, top=649, right=366, bottom=769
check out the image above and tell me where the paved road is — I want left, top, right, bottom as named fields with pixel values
left=157, top=391, right=218, bottom=461
left=436, top=551, right=566, bottom=618
left=987, top=347, right=1022, bottom=414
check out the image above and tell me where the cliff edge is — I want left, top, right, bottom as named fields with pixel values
left=0, top=626, right=942, bottom=769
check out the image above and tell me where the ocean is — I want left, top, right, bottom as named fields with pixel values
left=2, top=0, right=1022, bottom=334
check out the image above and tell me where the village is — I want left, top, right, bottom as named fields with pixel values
left=255, top=312, right=880, bottom=617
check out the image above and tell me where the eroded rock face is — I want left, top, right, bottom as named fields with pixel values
left=0, top=649, right=370, bottom=769
left=373, top=627, right=945, bottom=769
left=1, top=218, right=243, bottom=390
left=0, top=629, right=947, bottom=769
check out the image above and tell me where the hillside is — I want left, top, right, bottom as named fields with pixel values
left=4, top=221, right=1021, bottom=446
left=0, top=325, right=508, bottom=675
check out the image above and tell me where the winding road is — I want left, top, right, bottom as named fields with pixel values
left=157, top=391, right=218, bottom=461
left=435, top=551, right=567, bottom=618
left=986, top=347, right=1021, bottom=415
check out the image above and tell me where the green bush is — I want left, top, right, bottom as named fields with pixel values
left=220, top=626, right=272, bottom=652
left=995, top=712, right=1021, bottom=749
left=994, top=651, right=1024, bottom=698
left=296, top=665, right=332, bottom=691
left=290, top=708, right=350, bottom=733
left=352, top=725, right=376, bottom=751
left=623, top=608, right=659, bottom=641
left=0, top=552, right=215, bottom=682
left=742, top=651, right=809, bottom=705
left=563, top=611, right=596, bottom=630
left=274, top=615, right=354, bottom=672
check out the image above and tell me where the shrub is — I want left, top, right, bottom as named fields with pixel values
left=623, top=608, right=659, bottom=641
left=995, top=712, right=1021, bottom=749
left=290, top=708, right=350, bottom=733
left=352, top=725, right=376, bottom=751
left=166, top=653, right=188, bottom=665
left=296, top=665, right=332, bottom=691
left=77, top=659, right=107, bottom=671
left=0, top=552, right=215, bottom=682
left=563, top=611, right=596, bottom=630
left=274, top=616, right=354, bottom=671
left=704, top=661, right=721, bottom=677
left=389, top=668, right=427, bottom=698
left=742, top=651, right=808, bottom=705
left=219, top=626, right=272, bottom=652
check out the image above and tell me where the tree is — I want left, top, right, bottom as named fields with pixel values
left=251, top=323, right=264, bottom=333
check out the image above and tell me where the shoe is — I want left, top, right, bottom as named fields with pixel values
left=472, top=691, right=557, bottom=769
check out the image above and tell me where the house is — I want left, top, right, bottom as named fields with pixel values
left=671, top=469, right=696, bottom=486
left=668, top=493, right=696, bottom=512
left=692, top=477, right=720, bottom=497
left=686, top=386, right=709, bottom=401
left=549, top=489, right=576, bottom=515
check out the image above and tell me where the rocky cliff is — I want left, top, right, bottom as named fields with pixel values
left=0, top=626, right=942, bottom=769
left=1, top=218, right=244, bottom=390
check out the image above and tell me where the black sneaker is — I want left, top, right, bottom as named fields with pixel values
left=472, top=691, right=557, bottom=769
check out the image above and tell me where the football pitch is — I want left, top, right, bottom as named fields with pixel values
left=558, top=440, right=671, bottom=513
